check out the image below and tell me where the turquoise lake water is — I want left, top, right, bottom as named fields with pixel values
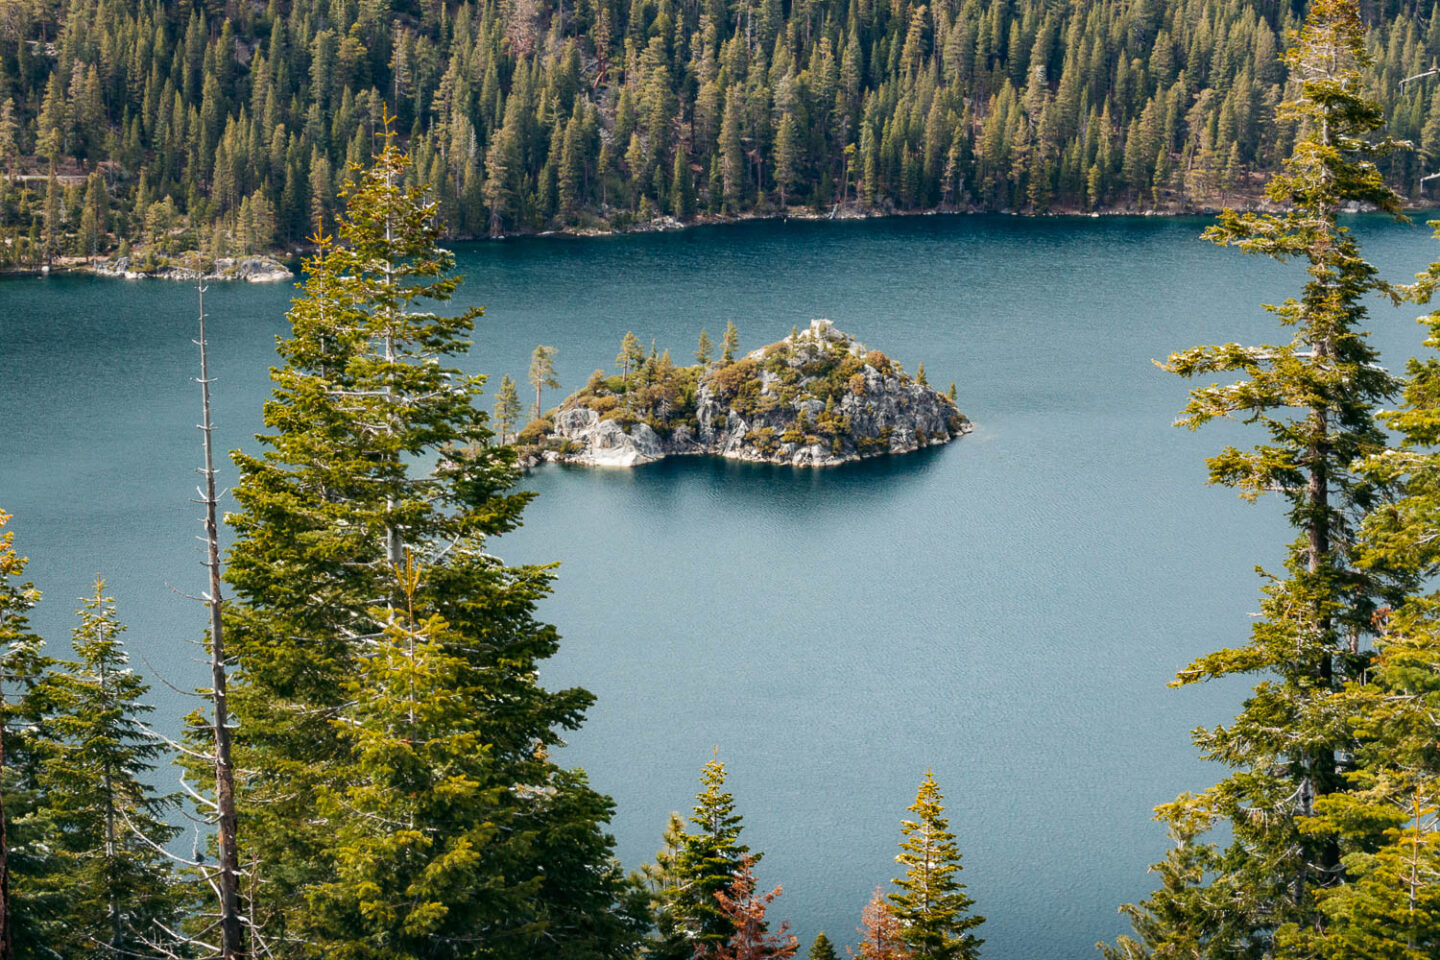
left=4, top=214, right=1439, bottom=958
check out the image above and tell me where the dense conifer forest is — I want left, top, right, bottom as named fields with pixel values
left=1, top=0, right=1439, bottom=266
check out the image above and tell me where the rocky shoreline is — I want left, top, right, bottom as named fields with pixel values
left=524, top=320, right=969, bottom=469
left=90, top=254, right=293, bottom=282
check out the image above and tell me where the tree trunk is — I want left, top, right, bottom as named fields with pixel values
left=198, top=282, right=244, bottom=960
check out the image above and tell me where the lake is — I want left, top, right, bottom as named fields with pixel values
left=4, top=214, right=1437, bottom=958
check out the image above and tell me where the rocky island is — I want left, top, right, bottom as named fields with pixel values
left=520, top=320, right=969, bottom=468
left=91, top=254, right=293, bottom=283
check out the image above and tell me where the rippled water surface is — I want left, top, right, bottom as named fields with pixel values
left=4, top=215, right=1438, bottom=958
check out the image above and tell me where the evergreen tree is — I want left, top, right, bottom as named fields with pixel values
left=700, top=856, right=799, bottom=960
left=722, top=321, right=740, bottom=362
left=224, top=136, right=628, bottom=957
left=651, top=759, right=758, bottom=957
left=1109, top=1, right=1410, bottom=952
left=854, top=889, right=910, bottom=960
left=1292, top=235, right=1440, bottom=959
left=530, top=344, right=561, bottom=418
left=38, top=580, right=180, bottom=958
left=697, top=329, right=715, bottom=365
left=807, top=932, right=839, bottom=960
left=888, top=772, right=983, bottom=960
left=494, top=374, right=523, bottom=444
left=0, top=511, right=61, bottom=960
left=618, top=331, right=644, bottom=394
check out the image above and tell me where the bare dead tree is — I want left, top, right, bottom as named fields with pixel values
left=194, top=279, right=244, bottom=960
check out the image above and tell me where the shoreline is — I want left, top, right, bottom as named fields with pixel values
left=4, top=198, right=1434, bottom=279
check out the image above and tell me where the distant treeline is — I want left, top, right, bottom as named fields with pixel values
left=0, top=0, right=1438, bottom=265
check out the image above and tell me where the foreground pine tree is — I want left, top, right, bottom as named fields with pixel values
left=649, top=759, right=758, bottom=958
left=807, top=931, right=839, bottom=960
left=0, top=512, right=59, bottom=959
left=889, top=772, right=982, bottom=960
left=225, top=129, right=637, bottom=957
left=1108, top=1, right=1408, bottom=955
left=39, top=580, right=180, bottom=957
left=1290, top=239, right=1440, bottom=958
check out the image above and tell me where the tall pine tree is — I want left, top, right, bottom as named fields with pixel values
left=225, top=130, right=634, bottom=957
left=1108, top=1, right=1409, bottom=953
left=888, top=771, right=983, bottom=960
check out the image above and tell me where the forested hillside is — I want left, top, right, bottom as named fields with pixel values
left=0, top=0, right=1436, bottom=264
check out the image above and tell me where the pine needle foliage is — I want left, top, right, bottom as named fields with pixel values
left=37, top=580, right=181, bottom=959
left=1109, top=2, right=1413, bottom=955
left=1285, top=237, right=1440, bottom=958
left=888, top=772, right=982, bottom=960
left=649, top=759, right=758, bottom=959
left=0, top=512, right=60, bottom=958
left=223, top=132, right=632, bottom=958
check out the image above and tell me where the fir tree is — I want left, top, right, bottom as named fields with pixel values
left=807, top=931, right=839, bottom=960
left=0, top=511, right=62, bottom=960
left=888, top=772, right=983, bottom=960
left=1110, top=0, right=1410, bottom=952
left=697, top=329, right=715, bottom=365
left=225, top=136, right=627, bottom=957
left=651, top=759, right=758, bottom=957
left=530, top=344, right=561, bottom=418
left=722, top=321, right=740, bottom=363
left=1291, top=234, right=1440, bottom=959
left=494, top=374, right=523, bottom=444
left=38, top=580, right=180, bottom=958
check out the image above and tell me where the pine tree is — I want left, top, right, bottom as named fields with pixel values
left=807, top=931, right=839, bottom=960
left=38, top=580, right=180, bottom=958
left=0, top=511, right=59, bottom=960
left=854, top=889, right=910, bottom=960
left=697, top=329, right=715, bottom=365
left=915, top=362, right=927, bottom=386
left=889, top=772, right=983, bottom=960
left=224, top=134, right=628, bottom=956
left=722, top=321, right=740, bottom=362
left=618, top=331, right=644, bottom=394
left=494, top=373, right=523, bottom=444
left=774, top=113, right=803, bottom=207
left=530, top=344, right=561, bottom=418
left=1109, top=1, right=1410, bottom=952
left=651, top=759, right=758, bottom=957
left=1292, top=235, right=1440, bottom=959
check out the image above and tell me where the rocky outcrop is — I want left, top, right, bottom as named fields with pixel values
left=536, top=319, right=970, bottom=468
left=92, top=255, right=293, bottom=282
